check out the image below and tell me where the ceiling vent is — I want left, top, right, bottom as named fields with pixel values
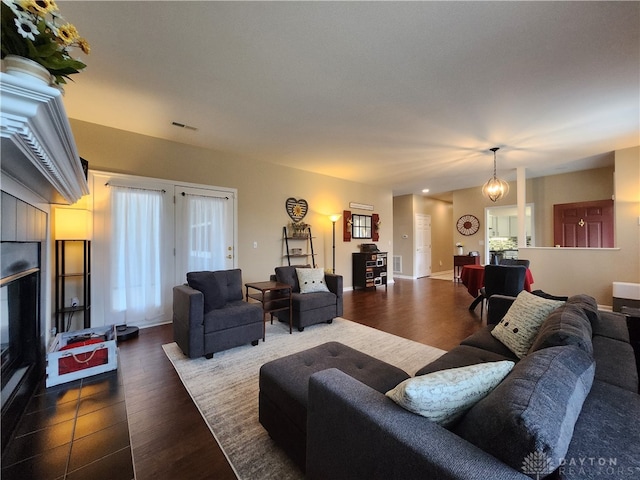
left=171, top=121, right=198, bottom=131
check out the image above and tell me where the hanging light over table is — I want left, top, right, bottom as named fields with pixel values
left=482, top=147, right=509, bottom=202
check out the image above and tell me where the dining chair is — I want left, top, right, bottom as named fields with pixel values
left=479, top=265, right=527, bottom=319
left=499, top=258, right=531, bottom=269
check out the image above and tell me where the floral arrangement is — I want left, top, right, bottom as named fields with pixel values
left=1, top=0, right=90, bottom=84
left=455, top=242, right=463, bottom=248
left=290, top=222, right=310, bottom=237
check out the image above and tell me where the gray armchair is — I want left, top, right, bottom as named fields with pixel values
left=271, top=266, right=343, bottom=331
left=173, top=269, right=263, bottom=358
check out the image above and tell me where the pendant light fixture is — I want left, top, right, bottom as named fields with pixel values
left=482, top=147, right=509, bottom=202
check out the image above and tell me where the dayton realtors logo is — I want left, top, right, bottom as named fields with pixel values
left=522, top=450, right=640, bottom=478
left=522, top=451, right=554, bottom=479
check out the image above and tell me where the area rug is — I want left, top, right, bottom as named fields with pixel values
left=162, top=317, right=445, bottom=480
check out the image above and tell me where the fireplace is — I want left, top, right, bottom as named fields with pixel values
left=1, top=241, right=44, bottom=450
left=1, top=69, right=90, bottom=453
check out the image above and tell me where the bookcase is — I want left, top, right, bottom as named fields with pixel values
left=282, top=226, right=316, bottom=267
left=352, top=252, right=387, bottom=290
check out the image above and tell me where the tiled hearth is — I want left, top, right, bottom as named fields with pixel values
left=1, top=370, right=133, bottom=480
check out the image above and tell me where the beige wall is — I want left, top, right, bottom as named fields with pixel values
left=523, top=146, right=640, bottom=305
left=452, top=185, right=530, bottom=265
left=451, top=149, right=637, bottom=305
left=531, top=165, right=614, bottom=246
left=416, top=196, right=454, bottom=274
left=393, top=195, right=414, bottom=276
left=69, top=119, right=393, bottom=287
left=69, top=119, right=638, bottom=304
left=392, top=194, right=453, bottom=277
left=453, top=166, right=616, bottom=260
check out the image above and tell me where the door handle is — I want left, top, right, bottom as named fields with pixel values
left=578, top=219, right=585, bottom=227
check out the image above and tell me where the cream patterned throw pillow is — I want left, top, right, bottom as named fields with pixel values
left=296, top=268, right=330, bottom=293
left=491, top=290, right=565, bottom=358
left=385, top=361, right=515, bottom=426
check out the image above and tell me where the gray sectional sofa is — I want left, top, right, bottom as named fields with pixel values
left=303, top=293, right=640, bottom=479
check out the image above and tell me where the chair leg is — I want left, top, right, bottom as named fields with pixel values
left=469, top=294, right=483, bottom=311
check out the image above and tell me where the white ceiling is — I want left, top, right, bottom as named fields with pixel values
left=59, top=1, right=639, bottom=197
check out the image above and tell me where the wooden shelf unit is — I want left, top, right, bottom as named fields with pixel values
left=282, top=226, right=316, bottom=267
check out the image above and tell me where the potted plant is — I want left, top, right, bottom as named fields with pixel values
left=1, top=0, right=90, bottom=85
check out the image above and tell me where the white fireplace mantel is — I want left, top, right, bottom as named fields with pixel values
left=0, top=72, right=89, bottom=204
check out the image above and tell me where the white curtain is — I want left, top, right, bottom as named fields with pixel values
left=186, top=195, right=227, bottom=272
left=110, top=187, right=164, bottom=322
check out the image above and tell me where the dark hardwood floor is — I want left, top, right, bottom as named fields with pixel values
left=119, top=276, right=482, bottom=479
left=342, top=276, right=483, bottom=351
left=2, top=276, right=482, bottom=479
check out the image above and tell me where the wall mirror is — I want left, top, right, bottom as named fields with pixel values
left=351, top=214, right=372, bottom=239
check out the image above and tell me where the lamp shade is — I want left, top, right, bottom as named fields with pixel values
left=54, top=208, right=92, bottom=240
left=329, top=214, right=342, bottom=223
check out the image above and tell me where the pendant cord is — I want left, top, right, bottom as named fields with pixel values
left=493, top=151, right=497, bottom=178
left=490, top=147, right=500, bottom=179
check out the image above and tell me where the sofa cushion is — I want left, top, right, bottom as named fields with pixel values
left=275, top=265, right=309, bottom=293
left=455, top=346, right=595, bottom=477
left=187, top=271, right=225, bottom=312
left=530, top=289, right=569, bottom=302
left=290, top=291, right=337, bottom=312
left=296, top=268, right=330, bottom=293
left=415, top=344, right=517, bottom=376
left=592, top=336, right=639, bottom=391
left=491, top=290, right=565, bottom=358
left=528, top=303, right=593, bottom=355
left=213, top=268, right=244, bottom=302
left=566, top=294, right=599, bottom=325
left=386, top=360, right=514, bottom=427
left=591, top=310, right=630, bottom=342
left=460, top=326, right=520, bottom=358
left=563, top=380, right=640, bottom=479
left=203, top=300, right=262, bottom=332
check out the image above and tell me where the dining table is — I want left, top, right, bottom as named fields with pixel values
left=460, top=264, right=534, bottom=310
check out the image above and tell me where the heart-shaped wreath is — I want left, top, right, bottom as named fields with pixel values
left=285, top=197, right=308, bottom=222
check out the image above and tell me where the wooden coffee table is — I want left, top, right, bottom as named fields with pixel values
left=245, top=281, right=293, bottom=341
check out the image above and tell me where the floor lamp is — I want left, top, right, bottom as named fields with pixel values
left=329, top=214, right=341, bottom=273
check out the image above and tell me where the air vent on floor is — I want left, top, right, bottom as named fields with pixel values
left=393, top=255, right=402, bottom=274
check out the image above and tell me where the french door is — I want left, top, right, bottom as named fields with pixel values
left=174, top=185, right=236, bottom=285
left=89, top=172, right=236, bottom=328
